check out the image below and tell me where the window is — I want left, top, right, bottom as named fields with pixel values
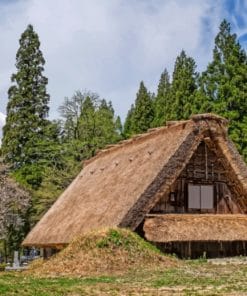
left=188, top=184, right=214, bottom=210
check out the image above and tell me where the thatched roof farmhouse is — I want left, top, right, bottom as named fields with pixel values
left=23, top=114, right=247, bottom=258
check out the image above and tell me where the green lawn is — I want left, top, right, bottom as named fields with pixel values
left=1, top=259, right=247, bottom=295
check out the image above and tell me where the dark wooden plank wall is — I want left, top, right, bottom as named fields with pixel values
left=155, top=241, right=247, bottom=258
left=151, top=141, right=241, bottom=214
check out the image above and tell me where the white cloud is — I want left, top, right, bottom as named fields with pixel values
left=0, top=112, right=5, bottom=122
left=0, top=0, right=232, bottom=125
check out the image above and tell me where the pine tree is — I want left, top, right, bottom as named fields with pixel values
left=94, top=99, right=119, bottom=151
left=2, top=24, right=50, bottom=167
left=200, top=20, right=247, bottom=158
left=78, top=94, right=97, bottom=146
left=153, top=69, right=171, bottom=126
left=170, top=50, right=198, bottom=120
left=123, top=104, right=135, bottom=138
left=115, top=116, right=123, bottom=136
left=130, top=81, right=154, bottom=134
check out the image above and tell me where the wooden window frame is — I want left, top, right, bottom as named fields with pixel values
left=188, top=184, right=214, bottom=210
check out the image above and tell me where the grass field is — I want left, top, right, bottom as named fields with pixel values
left=1, top=259, right=247, bottom=295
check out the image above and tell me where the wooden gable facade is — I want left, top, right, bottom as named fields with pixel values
left=151, top=141, right=241, bottom=215
left=143, top=133, right=247, bottom=258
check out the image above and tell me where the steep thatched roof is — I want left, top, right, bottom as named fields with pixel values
left=144, top=214, right=247, bottom=242
left=22, top=114, right=247, bottom=247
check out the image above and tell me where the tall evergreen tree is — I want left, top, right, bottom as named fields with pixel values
left=170, top=50, right=198, bottom=120
left=115, top=116, right=123, bottom=136
left=153, top=68, right=171, bottom=126
left=123, top=104, right=135, bottom=138
left=96, top=100, right=121, bottom=147
left=130, top=81, right=154, bottom=134
left=2, top=24, right=50, bottom=167
left=78, top=94, right=97, bottom=146
left=200, top=20, right=247, bottom=158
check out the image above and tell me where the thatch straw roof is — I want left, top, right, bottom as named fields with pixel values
left=22, top=113, right=247, bottom=247
left=144, top=214, right=247, bottom=242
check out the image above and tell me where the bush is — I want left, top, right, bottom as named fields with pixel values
left=13, top=164, right=43, bottom=189
left=0, top=263, right=6, bottom=271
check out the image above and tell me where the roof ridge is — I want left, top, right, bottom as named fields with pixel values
left=190, top=113, right=229, bottom=125
left=83, top=113, right=228, bottom=167
left=83, top=120, right=191, bottom=166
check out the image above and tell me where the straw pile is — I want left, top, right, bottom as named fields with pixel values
left=28, top=228, right=177, bottom=277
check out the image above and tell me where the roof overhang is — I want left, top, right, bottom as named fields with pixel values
left=22, top=242, right=67, bottom=249
left=144, top=214, right=247, bottom=242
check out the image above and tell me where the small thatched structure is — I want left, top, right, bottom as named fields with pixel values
left=22, top=114, right=247, bottom=257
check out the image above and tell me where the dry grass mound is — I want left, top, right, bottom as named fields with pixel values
left=29, top=228, right=177, bottom=277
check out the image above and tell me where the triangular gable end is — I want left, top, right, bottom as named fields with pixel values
left=119, top=121, right=203, bottom=230
left=120, top=115, right=247, bottom=230
left=149, top=139, right=244, bottom=216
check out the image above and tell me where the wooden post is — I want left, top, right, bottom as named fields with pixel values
left=216, top=183, right=219, bottom=213
left=40, top=248, right=44, bottom=258
left=4, top=240, right=7, bottom=263
left=182, top=179, right=185, bottom=212
left=188, top=241, right=191, bottom=259
left=205, top=142, right=208, bottom=180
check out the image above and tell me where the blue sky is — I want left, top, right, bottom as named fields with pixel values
left=0, top=0, right=247, bottom=138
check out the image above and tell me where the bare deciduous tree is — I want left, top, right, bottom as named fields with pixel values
left=0, top=164, right=30, bottom=255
